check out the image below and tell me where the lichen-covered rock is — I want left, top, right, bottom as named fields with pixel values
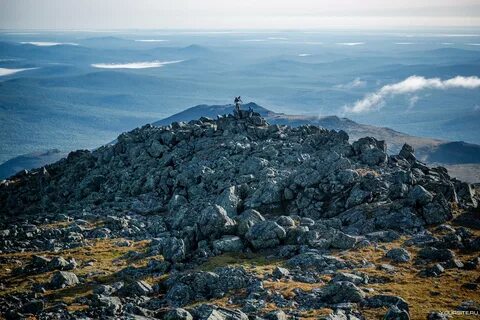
left=197, top=205, right=237, bottom=240
left=212, top=235, right=244, bottom=252
left=352, top=137, right=388, bottom=166
left=319, top=281, right=366, bottom=303
left=386, top=248, right=411, bottom=263
left=236, top=209, right=265, bottom=236
left=245, top=221, right=286, bottom=249
left=164, top=308, right=193, bottom=320
left=49, top=271, right=79, bottom=289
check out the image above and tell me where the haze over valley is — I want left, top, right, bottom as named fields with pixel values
left=1, top=30, right=480, bottom=168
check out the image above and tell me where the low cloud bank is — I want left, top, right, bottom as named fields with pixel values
left=91, top=60, right=183, bottom=69
left=134, top=39, right=169, bottom=42
left=20, top=42, right=78, bottom=46
left=345, top=75, right=480, bottom=113
left=0, top=67, right=37, bottom=76
left=335, top=78, right=366, bottom=89
left=336, top=42, right=364, bottom=46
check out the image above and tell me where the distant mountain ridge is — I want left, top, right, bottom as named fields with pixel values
left=1, top=102, right=480, bottom=182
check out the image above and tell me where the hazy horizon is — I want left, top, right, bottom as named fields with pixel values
left=1, top=0, right=480, bottom=30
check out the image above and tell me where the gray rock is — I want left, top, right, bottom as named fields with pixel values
left=236, top=209, right=265, bottom=236
left=164, top=308, right=193, bottom=320
left=92, top=294, right=123, bottom=315
left=421, top=264, right=445, bottom=277
left=421, top=195, right=452, bottom=225
left=49, top=271, right=79, bottom=289
left=120, top=280, right=153, bottom=296
left=427, top=312, right=449, bottom=320
left=47, top=256, right=77, bottom=271
left=276, top=216, right=296, bottom=228
left=352, top=137, right=388, bottom=166
left=161, top=237, right=187, bottom=262
left=287, top=252, right=347, bottom=271
left=213, top=235, right=244, bottom=253
left=245, top=221, right=286, bottom=249
left=272, top=266, right=290, bottom=279
left=331, top=272, right=364, bottom=285
left=166, top=283, right=194, bottom=307
left=319, top=281, right=365, bottom=303
left=197, top=205, right=237, bottom=240
left=385, top=248, right=411, bottom=263
left=408, top=185, right=433, bottom=206
left=399, top=144, right=416, bottom=163
left=363, top=295, right=409, bottom=313
left=331, top=231, right=357, bottom=250
left=384, top=305, right=410, bottom=320
left=31, top=255, right=50, bottom=269
left=193, top=304, right=249, bottom=320
left=147, top=139, right=168, bottom=158
left=21, top=300, right=44, bottom=314
left=417, top=247, right=455, bottom=262
left=217, top=186, right=241, bottom=217
left=265, top=310, right=287, bottom=320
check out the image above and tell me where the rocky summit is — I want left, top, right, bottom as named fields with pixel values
left=0, top=111, right=479, bottom=319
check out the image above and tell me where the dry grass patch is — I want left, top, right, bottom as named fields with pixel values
left=0, top=239, right=150, bottom=303
left=198, top=252, right=282, bottom=276
left=263, top=280, right=321, bottom=299
left=338, top=234, right=479, bottom=320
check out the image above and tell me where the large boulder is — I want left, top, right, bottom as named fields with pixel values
left=319, top=281, right=365, bottom=303
left=164, top=308, right=193, bottom=320
left=236, top=209, right=265, bottom=236
left=245, top=221, right=286, bottom=249
left=287, top=252, right=347, bottom=271
left=386, top=248, right=411, bottom=263
left=352, top=137, right=388, bottom=166
left=217, top=186, right=241, bottom=217
left=399, top=143, right=416, bottom=163
left=408, top=185, right=433, bottom=206
left=197, top=205, right=237, bottom=240
left=192, top=304, right=249, bottom=320
left=160, top=237, right=187, bottom=262
left=421, top=195, right=452, bottom=225
left=213, top=235, right=244, bottom=253
left=49, top=271, right=79, bottom=289
left=119, top=280, right=153, bottom=296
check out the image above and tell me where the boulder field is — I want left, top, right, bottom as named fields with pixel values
left=0, top=111, right=478, bottom=319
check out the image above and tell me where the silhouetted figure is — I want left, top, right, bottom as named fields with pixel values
left=248, top=105, right=253, bottom=117
left=234, top=96, right=242, bottom=114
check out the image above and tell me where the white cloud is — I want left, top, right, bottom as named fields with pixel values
left=20, top=41, right=78, bottom=46
left=335, top=78, right=366, bottom=89
left=91, top=60, right=183, bottom=69
left=407, top=95, right=420, bottom=110
left=298, top=53, right=312, bottom=57
left=466, top=43, right=480, bottom=46
left=395, top=42, right=415, bottom=45
left=236, top=39, right=267, bottom=42
left=336, top=42, right=365, bottom=46
left=134, top=39, right=169, bottom=42
left=0, top=67, right=37, bottom=76
left=345, top=75, right=480, bottom=113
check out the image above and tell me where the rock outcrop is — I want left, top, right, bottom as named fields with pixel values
left=0, top=111, right=478, bottom=319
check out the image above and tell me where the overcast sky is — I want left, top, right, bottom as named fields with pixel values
left=1, top=0, right=480, bottom=30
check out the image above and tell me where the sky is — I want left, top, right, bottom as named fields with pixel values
left=1, top=0, right=480, bottom=30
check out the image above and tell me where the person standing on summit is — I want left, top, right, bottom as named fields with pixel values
left=234, top=96, right=242, bottom=114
